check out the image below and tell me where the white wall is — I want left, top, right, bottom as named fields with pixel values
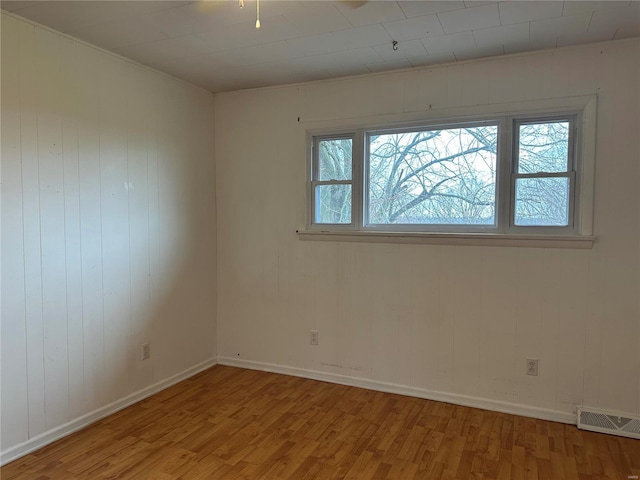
left=1, top=13, right=216, bottom=460
left=215, top=39, right=640, bottom=421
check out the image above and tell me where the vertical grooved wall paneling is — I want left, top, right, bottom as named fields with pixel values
left=1, top=12, right=217, bottom=459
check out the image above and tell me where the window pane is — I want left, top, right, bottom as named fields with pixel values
left=315, top=184, right=352, bottom=224
left=514, top=177, right=570, bottom=226
left=368, top=126, right=497, bottom=225
left=518, top=121, right=569, bottom=173
left=318, top=138, right=352, bottom=181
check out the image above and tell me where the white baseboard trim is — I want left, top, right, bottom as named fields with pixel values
left=217, top=356, right=576, bottom=426
left=3, top=355, right=576, bottom=466
left=1, top=357, right=218, bottom=466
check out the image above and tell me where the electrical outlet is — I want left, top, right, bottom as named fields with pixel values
left=142, top=343, right=150, bottom=360
left=526, top=358, right=538, bottom=376
left=310, top=330, right=319, bottom=346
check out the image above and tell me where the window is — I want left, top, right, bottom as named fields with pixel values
left=306, top=104, right=594, bottom=243
left=513, top=119, right=574, bottom=228
left=312, top=135, right=354, bottom=225
left=366, top=123, right=499, bottom=228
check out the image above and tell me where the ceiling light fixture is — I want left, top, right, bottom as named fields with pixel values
left=238, top=0, right=260, bottom=29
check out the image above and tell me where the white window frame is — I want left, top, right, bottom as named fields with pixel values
left=508, top=114, right=581, bottom=235
left=302, top=96, right=596, bottom=248
left=310, top=133, right=359, bottom=229
left=362, top=119, right=503, bottom=234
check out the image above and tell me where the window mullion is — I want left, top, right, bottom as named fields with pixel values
left=353, top=130, right=364, bottom=230
left=498, top=117, right=512, bottom=233
left=311, top=137, right=319, bottom=181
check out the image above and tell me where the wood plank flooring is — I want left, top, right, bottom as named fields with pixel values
left=3, top=365, right=639, bottom=479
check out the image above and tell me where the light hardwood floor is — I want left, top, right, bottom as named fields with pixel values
left=2, top=365, right=639, bottom=479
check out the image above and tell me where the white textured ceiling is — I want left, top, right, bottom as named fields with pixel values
left=2, top=0, right=639, bottom=92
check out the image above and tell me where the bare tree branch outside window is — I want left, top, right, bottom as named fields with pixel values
left=314, top=120, right=572, bottom=228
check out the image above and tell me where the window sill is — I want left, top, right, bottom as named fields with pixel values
left=296, top=230, right=595, bottom=249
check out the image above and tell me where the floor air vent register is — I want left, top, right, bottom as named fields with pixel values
left=577, top=407, right=640, bottom=440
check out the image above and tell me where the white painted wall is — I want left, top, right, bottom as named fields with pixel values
left=215, top=39, right=640, bottom=421
left=1, top=13, right=216, bottom=460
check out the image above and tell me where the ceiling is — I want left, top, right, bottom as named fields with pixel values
left=2, top=0, right=639, bottom=93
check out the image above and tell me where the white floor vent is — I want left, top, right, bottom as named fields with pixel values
left=577, top=407, right=640, bottom=440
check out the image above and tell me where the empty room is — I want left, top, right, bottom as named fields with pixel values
left=1, top=0, right=639, bottom=478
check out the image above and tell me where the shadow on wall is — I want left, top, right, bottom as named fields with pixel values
left=96, top=96, right=217, bottom=410
left=0, top=38, right=217, bottom=457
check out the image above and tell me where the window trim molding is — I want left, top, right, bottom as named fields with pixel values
left=303, top=95, right=597, bottom=245
left=296, top=230, right=595, bottom=249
